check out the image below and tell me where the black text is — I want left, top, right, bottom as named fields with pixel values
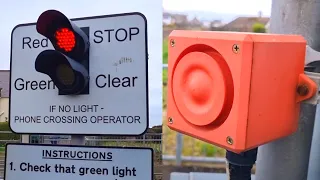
left=22, top=37, right=48, bottom=49
left=93, top=27, right=140, bottom=43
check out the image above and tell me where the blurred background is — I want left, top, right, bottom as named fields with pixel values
left=162, top=0, right=271, bottom=179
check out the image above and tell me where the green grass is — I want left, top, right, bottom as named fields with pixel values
left=163, top=81, right=167, bottom=109
left=163, top=38, right=168, bottom=109
left=163, top=38, right=168, bottom=85
left=103, top=141, right=162, bottom=166
left=163, top=38, right=168, bottom=64
left=104, top=141, right=160, bottom=149
left=163, top=69, right=168, bottom=84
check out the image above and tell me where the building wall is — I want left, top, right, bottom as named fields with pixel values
left=0, top=98, right=9, bottom=122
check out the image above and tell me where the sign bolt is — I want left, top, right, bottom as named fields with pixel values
left=297, top=84, right=309, bottom=96
left=170, top=39, right=175, bottom=47
left=226, top=136, right=234, bottom=145
left=168, top=117, right=173, bottom=124
left=232, top=44, right=240, bottom=54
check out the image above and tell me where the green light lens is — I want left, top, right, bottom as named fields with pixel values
left=56, top=64, right=75, bottom=86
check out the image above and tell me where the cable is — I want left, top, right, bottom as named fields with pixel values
left=226, top=147, right=258, bottom=180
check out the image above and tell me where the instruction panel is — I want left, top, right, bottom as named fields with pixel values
left=4, top=143, right=153, bottom=180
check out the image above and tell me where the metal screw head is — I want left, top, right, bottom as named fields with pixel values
left=168, top=117, right=173, bottom=124
left=297, top=85, right=309, bottom=96
left=232, top=44, right=240, bottom=54
left=226, top=136, right=233, bottom=145
left=170, top=39, right=175, bottom=47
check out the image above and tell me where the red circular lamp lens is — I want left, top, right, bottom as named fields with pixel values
left=55, top=28, right=76, bottom=52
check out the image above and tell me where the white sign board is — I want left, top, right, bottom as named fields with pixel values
left=4, top=143, right=153, bottom=180
left=9, top=12, right=149, bottom=135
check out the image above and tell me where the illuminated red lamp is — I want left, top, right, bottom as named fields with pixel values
left=55, top=28, right=76, bottom=52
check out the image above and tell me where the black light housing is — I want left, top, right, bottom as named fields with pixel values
left=35, top=10, right=90, bottom=95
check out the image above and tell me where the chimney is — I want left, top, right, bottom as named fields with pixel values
left=258, top=11, right=262, bottom=18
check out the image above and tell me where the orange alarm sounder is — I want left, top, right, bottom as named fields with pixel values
left=166, top=30, right=317, bottom=153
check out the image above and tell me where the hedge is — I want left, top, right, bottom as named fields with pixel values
left=252, top=22, right=266, bottom=33
left=0, top=122, right=20, bottom=146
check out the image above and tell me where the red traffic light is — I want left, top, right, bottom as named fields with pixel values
left=36, top=9, right=89, bottom=60
left=55, top=28, right=76, bottom=52
left=35, top=9, right=90, bottom=95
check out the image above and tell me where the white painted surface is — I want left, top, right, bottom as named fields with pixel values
left=5, top=143, right=153, bottom=180
left=10, top=13, right=148, bottom=135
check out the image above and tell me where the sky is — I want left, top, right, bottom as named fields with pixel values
left=163, top=0, right=272, bottom=16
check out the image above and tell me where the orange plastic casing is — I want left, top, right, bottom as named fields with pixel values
left=166, top=30, right=317, bottom=153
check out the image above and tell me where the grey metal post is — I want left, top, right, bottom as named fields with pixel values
left=307, top=1, right=320, bottom=177
left=21, top=135, right=29, bottom=143
left=176, top=133, right=183, bottom=165
left=308, top=106, right=320, bottom=179
left=70, top=135, right=85, bottom=145
left=255, top=0, right=320, bottom=179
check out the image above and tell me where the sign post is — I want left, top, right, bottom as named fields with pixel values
left=6, top=9, right=152, bottom=180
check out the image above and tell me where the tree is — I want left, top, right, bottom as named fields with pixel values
left=252, top=22, right=266, bottom=33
